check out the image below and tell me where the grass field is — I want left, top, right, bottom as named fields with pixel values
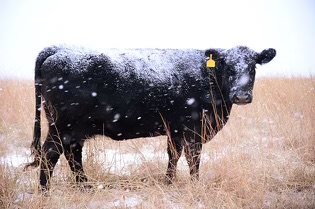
left=0, top=78, right=314, bottom=208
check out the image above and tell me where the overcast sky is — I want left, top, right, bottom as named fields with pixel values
left=0, top=0, right=314, bottom=79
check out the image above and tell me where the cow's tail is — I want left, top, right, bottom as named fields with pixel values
left=25, top=46, right=58, bottom=170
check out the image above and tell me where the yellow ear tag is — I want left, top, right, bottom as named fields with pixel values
left=207, top=54, right=216, bottom=68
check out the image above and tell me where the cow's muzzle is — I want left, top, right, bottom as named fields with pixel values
left=233, top=93, right=252, bottom=104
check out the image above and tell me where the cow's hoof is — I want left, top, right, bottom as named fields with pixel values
left=165, top=176, right=175, bottom=185
left=40, top=185, right=50, bottom=196
left=77, top=183, right=94, bottom=192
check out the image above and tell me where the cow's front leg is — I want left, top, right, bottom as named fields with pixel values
left=183, top=135, right=202, bottom=181
left=40, top=136, right=63, bottom=191
left=166, top=136, right=183, bottom=183
left=64, top=141, right=87, bottom=183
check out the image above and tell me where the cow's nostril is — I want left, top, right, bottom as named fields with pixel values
left=235, top=94, right=251, bottom=103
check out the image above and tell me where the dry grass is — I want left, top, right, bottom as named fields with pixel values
left=0, top=78, right=314, bottom=208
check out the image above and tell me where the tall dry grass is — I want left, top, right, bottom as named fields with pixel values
left=0, top=78, right=314, bottom=208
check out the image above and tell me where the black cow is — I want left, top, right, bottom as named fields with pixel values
left=25, top=45, right=276, bottom=190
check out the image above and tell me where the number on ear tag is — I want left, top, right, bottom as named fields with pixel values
left=207, top=54, right=216, bottom=68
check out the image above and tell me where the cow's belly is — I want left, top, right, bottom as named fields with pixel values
left=52, top=100, right=197, bottom=141
left=90, top=111, right=166, bottom=140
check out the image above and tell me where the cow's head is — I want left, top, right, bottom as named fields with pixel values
left=205, top=46, right=276, bottom=105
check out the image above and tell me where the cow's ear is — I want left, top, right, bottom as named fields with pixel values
left=205, top=49, right=223, bottom=61
left=256, top=48, right=276, bottom=65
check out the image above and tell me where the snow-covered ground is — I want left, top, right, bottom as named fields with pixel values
left=0, top=149, right=30, bottom=168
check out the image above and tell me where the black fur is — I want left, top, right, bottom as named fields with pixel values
left=26, top=45, right=276, bottom=190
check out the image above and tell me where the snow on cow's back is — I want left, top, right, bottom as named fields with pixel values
left=42, top=45, right=101, bottom=73
left=42, top=45, right=206, bottom=83
left=99, top=48, right=205, bottom=82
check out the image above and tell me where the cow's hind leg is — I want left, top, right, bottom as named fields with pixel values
left=40, top=134, right=63, bottom=191
left=166, top=136, right=183, bottom=183
left=64, top=141, right=87, bottom=183
left=183, top=135, right=202, bottom=181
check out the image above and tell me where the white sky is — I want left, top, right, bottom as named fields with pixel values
left=0, top=0, right=314, bottom=79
